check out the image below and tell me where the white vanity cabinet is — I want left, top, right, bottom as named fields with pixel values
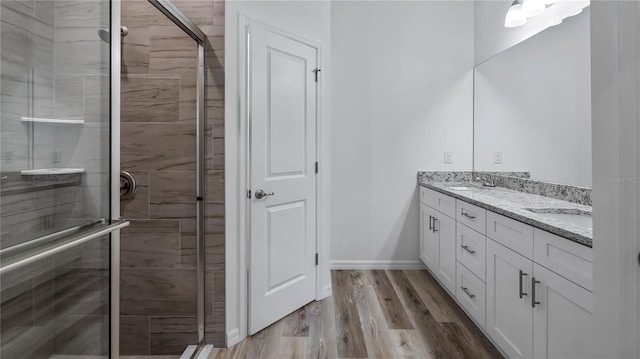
left=419, top=187, right=457, bottom=294
left=486, top=239, right=534, bottom=359
left=418, top=185, right=595, bottom=359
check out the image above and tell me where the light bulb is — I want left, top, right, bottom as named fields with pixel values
left=505, top=0, right=527, bottom=28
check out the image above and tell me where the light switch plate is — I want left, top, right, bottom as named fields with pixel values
left=493, top=152, right=503, bottom=164
left=444, top=152, right=453, bottom=164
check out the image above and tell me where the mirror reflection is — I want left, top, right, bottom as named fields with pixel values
left=473, top=8, right=591, bottom=188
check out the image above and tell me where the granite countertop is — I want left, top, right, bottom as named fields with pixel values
left=419, top=180, right=593, bottom=247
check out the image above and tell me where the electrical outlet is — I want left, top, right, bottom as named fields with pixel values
left=493, top=152, right=503, bottom=164
left=444, top=152, right=453, bottom=164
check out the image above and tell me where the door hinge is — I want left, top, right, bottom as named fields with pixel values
left=314, top=68, right=321, bottom=82
left=247, top=190, right=251, bottom=199
left=315, top=253, right=319, bottom=266
left=315, top=161, right=319, bottom=174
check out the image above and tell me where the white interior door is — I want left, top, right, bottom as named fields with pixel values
left=248, top=24, right=318, bottom=334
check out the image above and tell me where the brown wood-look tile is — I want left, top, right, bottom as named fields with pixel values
left=389, top=329, right=431, bottom=359
left=148, top=25, right=198, bottom=122
left=206, top=171, right=225, bottom=204
left=120, top=220, right=180, bottom=267
left=120, top=268, right=196, bottom=316
left=306, top=297, right=339, bottom=359
left=403, top=270, right=460, bottom=324
left=386, top=270, right=459, bottom=359
left=121, top=75, right=180, bottom=122
left=332, top=270, right=368, bottom=358
left=238, top=316, right=285, bottom=359
left=172, top=0, right=214, bottom=26
left=121, top=171, right=150, bottom=220
left=281, top=306, right=310, bottom=337
left=354, top=285, right=396, bottom=359
left=367, top=270, right=414, bottom=330
left=149, top=171, right=196, bottom=219
left=407, top=271, right=502, bottom=359
left=120, top=316, right=151, bottom=355
left=273, top=337, right=308, bottom=359
left=439, top=322, right=497, bottom=359
left=121, top=0, right=173, bottom=27
left=122, top=26, right=151, bottom=74
left=121, top=122, right=196, bottom=171
left=150, top=317, right=197, bottom=355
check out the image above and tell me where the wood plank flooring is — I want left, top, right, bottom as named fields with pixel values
left=209, top=270, right=503, bottom=359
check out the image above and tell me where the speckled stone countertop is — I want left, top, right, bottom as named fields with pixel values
left=419, top=180, right=593, bottom=247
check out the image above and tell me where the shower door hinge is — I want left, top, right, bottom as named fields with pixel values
left=315, top=161, right=319, bottom=174
left=315, top=253, right=319, bottom=266
left=314, top=68, right=321, bottom=82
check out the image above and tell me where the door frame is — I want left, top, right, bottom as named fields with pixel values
left=591, top=1, right=640, bottom=358
left=228, top=15, right=330, bottom=345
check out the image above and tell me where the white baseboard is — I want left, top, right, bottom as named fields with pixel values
left=226, top=328, right=241, bottom=347
left=330, top=260, right=426, bottom=270
left=321, top=283, right=332, bottom=298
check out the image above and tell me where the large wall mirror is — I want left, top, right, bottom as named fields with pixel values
left=473, top=8, right=591, bottom=188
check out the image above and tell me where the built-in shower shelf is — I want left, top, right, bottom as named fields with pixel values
left=21, top=168, right=85, bottom=176
left=21, top=117, right=84, bottom=125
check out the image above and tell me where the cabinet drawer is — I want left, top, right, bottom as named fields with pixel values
left=487, top=212, right=534, bottom=259
left=456, top=200, right=487, bottom=234
left=456, top=222, right=486, bottom=281
left=456, top=262, right=486, bottom=329
left=533, top=229, right=593, bottom=291
left=421, top=187, right=456, bottom=218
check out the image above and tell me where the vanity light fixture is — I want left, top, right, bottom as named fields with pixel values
left=505, top=0, right=527, bottom=28
left=522, top=0, right=546, bottom=17
left=504, top=0, right=589, bottom=28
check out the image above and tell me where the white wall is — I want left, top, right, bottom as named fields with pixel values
left=224, top=0, right=331, bottom=345
left=474, top=9, right=591, bottom=187
left=330, top=1, right=474, bottom=268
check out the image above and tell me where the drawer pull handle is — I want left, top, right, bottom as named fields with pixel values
left=432, top=217, right=438, bottom=232
left=519, top=270, right=528, bottom=298
left=461, top=245, right=476, bottom=255
left=428, top=215, right=433, bottom=231
left=461, top=287, right=475, bottom=299
left=461, top=210, right=476, bottom=219
left=532, top=277, right=541, bottom=308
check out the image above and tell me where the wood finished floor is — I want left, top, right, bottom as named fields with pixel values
left=210, top=270, right=503, bottom=359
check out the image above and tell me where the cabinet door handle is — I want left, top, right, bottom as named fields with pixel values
left=432, top=217, right=438, bottom=232
left=531, top=277, right=541, bottom=308
left=461, top=245, right=476, bottom=255
left=460, top=210, right=476, bottom=219
left=461, top=287, right=475, bottom=299
left=519, top=270, right=528, bottom=298
left=428, top=215, right=433, bottom=231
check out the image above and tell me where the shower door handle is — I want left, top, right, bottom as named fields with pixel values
left=120, top=171, right=138, bottom=200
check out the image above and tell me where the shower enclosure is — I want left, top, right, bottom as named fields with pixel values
left=0, top=0, right=213, bottom=357
left=0, top=0, right=121, bottom=357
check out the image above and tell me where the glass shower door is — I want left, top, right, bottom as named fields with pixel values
left=0, top=0, right=118, bottom=357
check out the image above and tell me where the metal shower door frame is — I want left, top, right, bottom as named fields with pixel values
left=147, top=0, right=209, bottom=351
left=111, top=0, right=208, bottom=356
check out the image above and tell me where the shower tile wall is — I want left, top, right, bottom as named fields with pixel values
left=119, top=0, right=225, bottom=355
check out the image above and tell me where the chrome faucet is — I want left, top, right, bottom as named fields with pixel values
left=476, top=176, right=496, bottom=187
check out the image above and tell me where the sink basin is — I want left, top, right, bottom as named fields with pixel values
left=524, top=208, right=592, bottom=228
left=448, top=186, right=472, bottom=191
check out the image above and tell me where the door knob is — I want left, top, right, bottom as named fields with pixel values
left=255, top=189, right=275, bottom=199
left=120, top=171, right=137, bottom=200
